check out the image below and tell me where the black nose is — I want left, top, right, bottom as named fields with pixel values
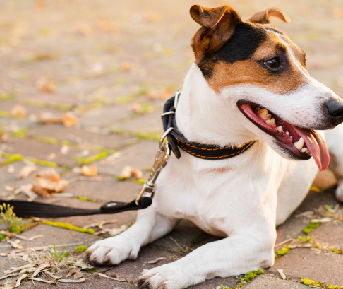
left=325, top=98, right=343, bottom=126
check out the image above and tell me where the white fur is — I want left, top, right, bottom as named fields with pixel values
left=86, top=34, right=343, bottom=289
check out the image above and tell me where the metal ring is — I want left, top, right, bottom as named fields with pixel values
left=161, top=111, right=175, bottom=118
left=174, top=91, right=181, bottom=109
left=159, top=127, right=174, bottom=149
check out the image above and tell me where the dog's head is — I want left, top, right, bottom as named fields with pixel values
left=190, top=5, right=343, bottom=171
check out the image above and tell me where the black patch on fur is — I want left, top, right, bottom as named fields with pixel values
left=198, top=22, right=268, bottom=78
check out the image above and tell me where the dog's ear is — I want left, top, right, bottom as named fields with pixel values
left=190, top=5, right=242, bottom=60
left=248, top=8, right=291, bottom=24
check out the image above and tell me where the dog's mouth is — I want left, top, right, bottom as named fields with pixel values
left=237, top=101, right=330, bottom=171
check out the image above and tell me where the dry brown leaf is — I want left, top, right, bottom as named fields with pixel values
left=10, top=105, right=27, bottom=118
left=39, top=112, right=61, bottom=124
left=108, top=224, right=128, bottom=236
left=97, top=20, right=118, bottom=34
left=131, top=168, right=143, bottom=179
left=76, top=23, right=92, bottom=36
left=277, top=269, right=286, bottom=280
left=144, top=11, right=157, bottom=22
left=18, top=165, right=37, bottom=179
left=36, top=77, right=56, bottom=93
left=62, top=112, right=78, bottom=127
left=66, top=268, right=84, bottom=279
left=130, top=102, right=143, bottom=114
left=96, top=273, right=126, bottom=282
left=32, top=168, right=68, bottom=197
left=81, top=165, right=98, bottom=177
left=119, top=165, right=132, bottom=179
left=8, top=239, right=22, bottom=249
left=121, top=62, right=131, bottom=71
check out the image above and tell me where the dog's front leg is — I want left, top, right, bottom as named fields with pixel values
left=138, top=226, right=276, bottom=289
left=86, top=204, right=178, bottom=264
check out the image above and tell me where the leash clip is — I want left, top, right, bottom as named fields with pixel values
left=135, top=134, right=171, bottom=205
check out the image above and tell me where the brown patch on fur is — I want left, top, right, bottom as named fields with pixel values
left=248, top=8, right=291, bottom=24
left=191, top=5, right=241, bottom=62
left=207, top=32, right=308, bottom=94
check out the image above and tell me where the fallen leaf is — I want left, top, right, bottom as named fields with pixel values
left=146, top=257, right=166, bottom=264
left=8, top=239, right=22, bottom=249
left=131, top=168, right=143, bottom=179
left=31, top=264, right=49, bottom=277
left=7, top=165, right=15, bottom=174
left=121, top=62, right=131, bottom=71
left=76, top=23, right=92, bottom=36
left=66, top=268, right=83, bottom=279
left=36, top=77, right=56, bottom=93
left=18, top=165, right=37, bottom=179
left=119, top=165, right=132, bottom=179
left=144, top=11, right=157, bottom=22
left=39, top=112, right=60, bottom=124
left=311, top=217, right=331, bottom=223
left=81, top=165, right=97, bottom=177
left=30, top=277, right=54, bottom=284
left=10, top=105, right=27, bottom=118
left=108, top=225, right=128, bottom=236
left=97, top=20, right=118, bottom=34
left=32, top=168, right=68, bottom=197
left=130, top=102, right=143, bottom=114
left=62, top=112, right=78, bottom=127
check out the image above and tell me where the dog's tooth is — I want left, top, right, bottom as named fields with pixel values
left=266, top=118, right=276, bottom=126
left=301, top=148, right=308, bottom=153
left=286, top=131, right=289, bottom=136
left=294, top=137, right=305, bottom=150
left=259, top=109, right=272, bottom=120
left=277, top=126, right=283, bottom=132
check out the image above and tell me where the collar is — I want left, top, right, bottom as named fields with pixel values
left=162, top=92, right=256, bottom=160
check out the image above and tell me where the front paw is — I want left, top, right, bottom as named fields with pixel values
left=137, top=265, right=184, bottom=289
left=85, top=235, right=140, bottom=265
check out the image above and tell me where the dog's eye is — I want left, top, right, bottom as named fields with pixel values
left=264, top=57, right=280, bottom=70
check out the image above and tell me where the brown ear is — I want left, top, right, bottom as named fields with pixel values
left=248, top=8, right=291, bottom=24
left=190, top=5, right=242, bottom=61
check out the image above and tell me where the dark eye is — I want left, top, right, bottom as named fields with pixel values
left=264, top=57, right=281, bottom=70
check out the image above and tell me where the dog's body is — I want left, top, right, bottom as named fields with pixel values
left=87, top=5, right=343, bottom=289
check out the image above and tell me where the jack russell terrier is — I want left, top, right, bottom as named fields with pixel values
left=86, top=5, right=343, bottom=289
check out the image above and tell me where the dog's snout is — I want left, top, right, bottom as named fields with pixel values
left=324, top=98, right=343, bottom=126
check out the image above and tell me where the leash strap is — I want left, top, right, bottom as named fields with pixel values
left=162, top=93, right=256, bottom=160
left=3, top=92, right=256, bottom=218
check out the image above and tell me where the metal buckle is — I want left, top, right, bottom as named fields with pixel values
left=135, top=131, right=172, bottom=205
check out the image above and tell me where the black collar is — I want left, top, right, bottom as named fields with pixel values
left=162, top=93, right=256, bottom=160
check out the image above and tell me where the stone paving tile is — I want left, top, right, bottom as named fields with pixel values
left=276, top=214, right=308, bottom=245
left=310, top=222, right=343, bottom=249
left=4, top=137, right=98, bottom=167
left=96, top=140, right=159, bottom=176
left=244, top=275, right=308, bottom=289
left=26, top=124, right=137, bottom=151
left=79, top=105, right=132, bottom=128
left=271, top=248, right=343, bottom=286
left=114, top=111, right=164, bottom=135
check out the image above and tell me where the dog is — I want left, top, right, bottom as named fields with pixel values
left=86, top=5, right=343, bottom=289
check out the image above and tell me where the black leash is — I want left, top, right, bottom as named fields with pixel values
left=1, top=92, right=255, bottom=218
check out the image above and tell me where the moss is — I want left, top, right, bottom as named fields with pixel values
left=0, top=153, right=24, bottom=167
left=75, top=245, right=88, bottom=253
left=303, top=222, right=321, bottom=235
left=23, top=99, right=71, bottom=111
left=276, top=245, right=290, bottom=257
left=0, top=111, right=12, bottom=118
left=298, top=236, right=314, bottom=243
left=115, top=94, right=138, bottom=104
left=133, top=131, right=161, bottom=142
left=116, top=176, right=129, bottom=181
left=42, top=221, right=95, bottom=234
left=191, top=237, right=206, bottom=244
left=331, top=248, right=341, bottom=254
left=76, top=149, right=113, bottom=165
left=238, top=269, right=264, bottom=287
left=0, top=234, right=6, bottom=241
left=11, top=127, right=28, bottom=138
left=134, top=179, right=146, bottom=185
left=301, top=278, right=343, bottom=288
left=33, top=136, right=58, bottom=144
left=29, top=158, right=58, bottom=167
left=0, top=92, right=15, bottom=101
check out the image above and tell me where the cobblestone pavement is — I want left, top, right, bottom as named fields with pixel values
left=0, top=0, right=343, bottom=288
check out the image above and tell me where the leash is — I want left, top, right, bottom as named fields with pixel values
left=0, top=91, right=255, bottom=218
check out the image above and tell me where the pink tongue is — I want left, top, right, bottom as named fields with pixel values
left=294, top=128, right=330, bottom=171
